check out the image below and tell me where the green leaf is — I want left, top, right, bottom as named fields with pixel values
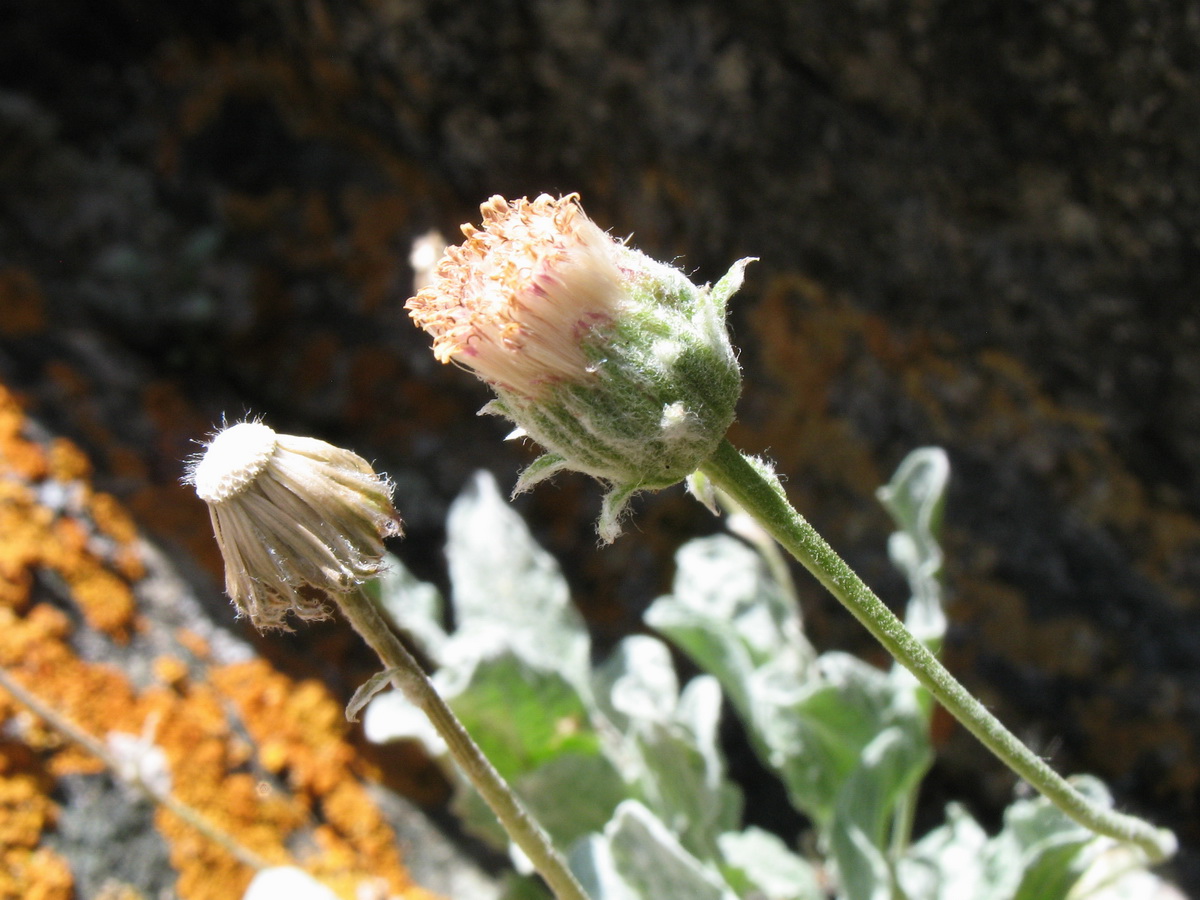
left=514, top=452, right=571, bottom=494
left=830, top=824, right=891, bottom=900
left=598, top=482, right=641, bottom=545
left=1005, top=776, right=1109, bottom=900
left=829, top=725, right=932, bottom=900
left=452, top=749, right=628, bottom=856
left=594, top=637, right=741, bottom=861
left=1068, top=845, right=1181, bottom=900
left=589, top=801, right=738, bottom=900
left=685, top=470, right=720, bottom=514
left=876, top=448, right=948, bottom=570
left=570, top=834, right=636, bottom=900
left=445, top=471, right=591, bottom=690
left=649, top=535, right=929, bottom=830
left=345, top=668, right=402, bottom=723
left=448, top=651, right=601, bottom=777
left=498, top=873, right=553, bottom=900
left=895, top=803, right=990, bottom=900
left=593, top=636, right=680, bottom=731
left=717, top=827, right=822, bottom=900
left=516, top=752, right=629, bottom=851
left=633, top=678, right=742, bottom=861
left=445, top=649, right=625, bottom=851
left=646, top=534, right=812, bottom=719
left=759, top=651, right=927, bottom=827
left=876, top=447, right=949, bottom=653
left=708, top=257, right=756, bottom=314
left=896, top=778, right=1135, bottom=900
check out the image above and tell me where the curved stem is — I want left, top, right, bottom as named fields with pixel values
left=336, top=589, right=592, bottom=900
left=698, top=439, right=1177, bottom=863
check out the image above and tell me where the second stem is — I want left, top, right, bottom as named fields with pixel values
left=698, top=439, right=1175, bottom=863
left=336, top=588, right=591, bottom=900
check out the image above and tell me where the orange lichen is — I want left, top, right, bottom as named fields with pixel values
left=0, top=846, right=73, bottom=900
left=0, top=420, right=49, bottom=483
left=94, top=882, right=145, bottom=900
left=342, top=188, right=412, bottom=312
left=153, top=655, right=191, bottom=689
left=746, top=274, right=885, bottom=500
left=62, top=564, right=138, bottom=641
left=174, top=628, right=212, bottom=662
left=47, top=437, right=93, bottom=483
left=750, top=273, right=1200, bottom=619
left=0, top=745, right=56, bottom=848
left=208, top=660, right=435, bottom=899
left=0, top=485, right=43, bottom=613
left=0, top=267, right=46, bottom=339
left=0, top=390, right=141, bottom=642
left=0, top=742, right=72, bottom=900
left=89, top=492, right=147, bottom=581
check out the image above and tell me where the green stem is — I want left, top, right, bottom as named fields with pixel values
left=336, top=589, right=592, bottom=900
left=698, top=439, right=1177, bottom=863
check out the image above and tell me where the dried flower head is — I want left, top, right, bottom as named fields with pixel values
left=407, top=193, right=752, bottom=541
left=185, top=420, right=402, bottom=629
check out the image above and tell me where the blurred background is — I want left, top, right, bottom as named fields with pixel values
left=1, top=0, right=1197, bottom=895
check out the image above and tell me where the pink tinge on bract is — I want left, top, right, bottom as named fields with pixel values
left=407, top=194, right=623, bottom=397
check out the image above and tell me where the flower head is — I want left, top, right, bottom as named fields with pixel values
left=408, top=194, right=624, bottom=394
left=185, top=420, right=402, bottom=629
left=407, top=193, right=752, bottom=541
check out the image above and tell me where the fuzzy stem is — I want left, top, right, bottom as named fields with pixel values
left=336, top=589, right=592, bottom=900
left=698, top=439, right=1177, bottom=863
left=0, top=664, right=274, bottom=871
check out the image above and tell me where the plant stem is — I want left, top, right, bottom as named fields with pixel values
left=698, top=439, right=1177, bottom=863
left=336, top=589, right=592, bottom=900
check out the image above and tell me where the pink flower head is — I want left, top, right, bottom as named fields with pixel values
left=406, top=193, right=750, bottom=542
left=407, top=194, right=623, bottom=397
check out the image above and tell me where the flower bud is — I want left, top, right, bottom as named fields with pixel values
left=185, top=420, right=402, bottom=629
left=407, top=193, right=751, bottom=541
